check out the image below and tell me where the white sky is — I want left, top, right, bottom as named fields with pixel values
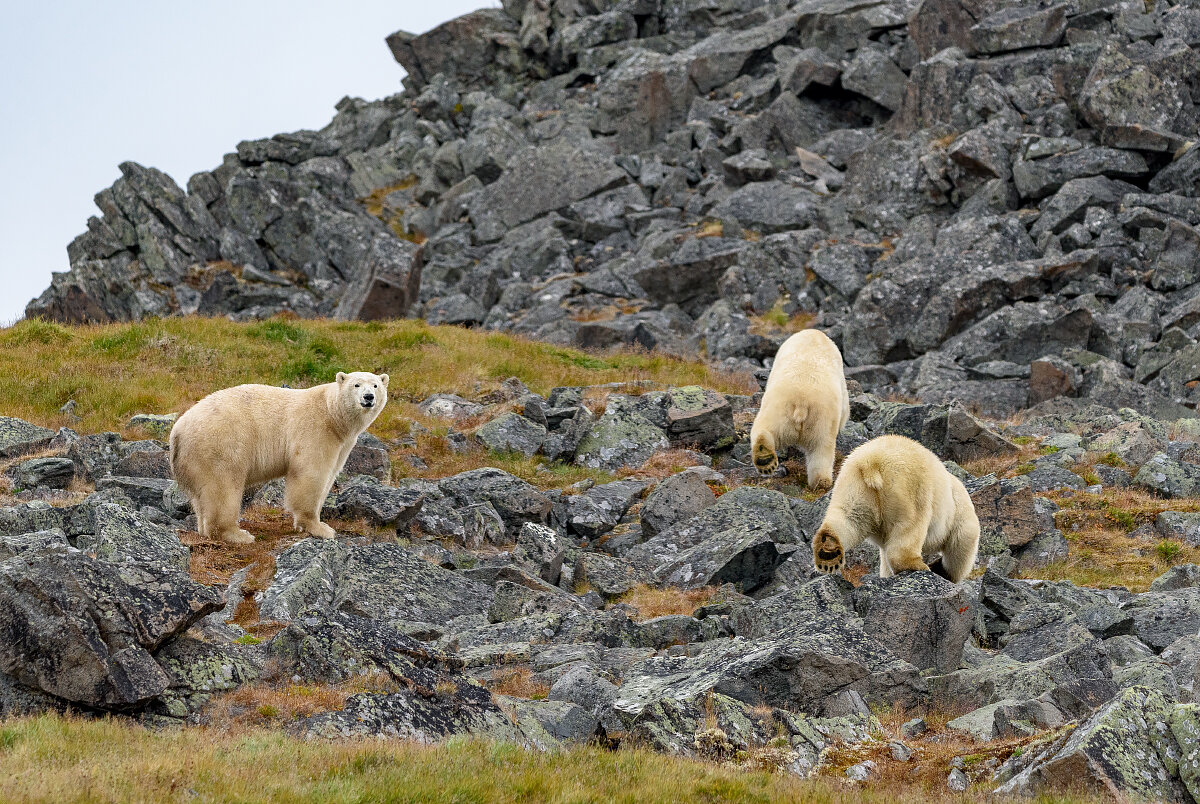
left=0, top=0, right=494, bottom=324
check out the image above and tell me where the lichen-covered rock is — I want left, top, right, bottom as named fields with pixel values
left=299, top=682, right=544, bottom=745
left=554, top=479, right=646, bottom=540
left=932, top=635, right=1115, bottom=712
left=342, top=432, right=391, bottom=481
left=514, top=522, right=566, bottom=586
left=127, top=413, right=178, bottom=438
left=0, top=548, right=222, bottom=709
left=664, top=386, right=734, bottom=451
left=1125, top=588, right=1200, bottom=652
left=634, top=486, right=801, bottom=570
left=475, top=412, right=547, bottom=457
left=323, top=475, right=423, bottom=527
left=418, top=394, right=483, bottom=420
left=614, top=619, right=926, bottom=719
left=1136, top=453, right=1200, bottom=498
left=0, top=417, right=56, bottom=459
left=653, top=523, right=793, bottom=593
left=640, top=472, right=716, bottom=538
left=94, top=476, right=174, bottom=509
left=852, top=573, right=973, bottom=673
left=574, top=397, right=670, bottom=472
left=271, top=608, right=455, bottom=683
left=258, top=539, right=494, bottom=624
left=74, top=502, right=190, bottom=570
left=437, top=468, right=553, bottom=536
left=576, top=552, right=649, bottom=598
left=995, top=686, right=1193, bottom=802
left=3, top=457, right=75, bottom=491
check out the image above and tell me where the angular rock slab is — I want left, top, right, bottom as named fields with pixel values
left=614, top=621, right=926, bottom=719
left=853, top=572, right=974, bottom=673
left=258, top=539, right=494, bottom=625
left=995, top=686, right=1193, bottom=803
left=0, top=548, right=222, bottom=709
left=0, top=417, right=56, bottom=459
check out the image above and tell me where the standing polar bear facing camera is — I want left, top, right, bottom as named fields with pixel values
left=812, top=435, right=980, bottom=583
left=750, top=329, right=849, bottom=488
left=170, top=372, right=388, bottom=544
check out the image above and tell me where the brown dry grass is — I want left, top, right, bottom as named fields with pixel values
left=390, top=426, right=617, bottom=491
left=1028, top=484, right=1200, bottom=591
left=202, top=673, right=401, bottom=731
left=626, top=448, right=714, bottom=481
left=617, top=584, right=720, bottom=621
left=484, top=666, right=549, bottom=700
left=0, top=712, right=1114, bottom=804
left=959, top=440, right=1045, bottom=479
left=821, top=701, right=1048, bottom=797
left=181, top=505, right=313, bottom=635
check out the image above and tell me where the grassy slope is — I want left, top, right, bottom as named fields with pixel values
left=0, top=715, right=1099, bottom=804
left=0, top=317, right=755, bottom=439
left=0, top=317, right=1181, bottom=801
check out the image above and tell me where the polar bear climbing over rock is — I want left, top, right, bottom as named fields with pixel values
left=812, top=435, right=980, bottom=583
left=170, top=372, right=388, bottom=544
left=750, top=329, right=849, bottom=489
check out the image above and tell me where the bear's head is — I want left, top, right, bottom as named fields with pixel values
left=750, top=430, right=778, bottom=476
left=336, top=371, right=389, bottom=417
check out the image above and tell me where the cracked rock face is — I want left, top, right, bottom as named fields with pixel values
left=0, top=548, right=222, bottom=709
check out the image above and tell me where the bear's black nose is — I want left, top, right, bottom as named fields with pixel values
left=364, top=393, right=374, bottom=401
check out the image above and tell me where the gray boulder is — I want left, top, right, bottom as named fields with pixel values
left=640, top=472, right=715, bottom=538
left=0, top=417, right=55, bottom=459
left=4, top=457, right=75, bottom=490
left=0, top=548, right=221, bottom=709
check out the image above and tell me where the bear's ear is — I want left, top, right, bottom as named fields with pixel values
left=336, top=372, right=347, bottom=384
left=379, top=373, right=389, bottom=387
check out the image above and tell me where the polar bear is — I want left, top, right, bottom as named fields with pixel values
left=169, top=371, right=388, bottom=544
left=811, top=435, right=980, bottom=583
left=750, top=329, right=849, bottom=489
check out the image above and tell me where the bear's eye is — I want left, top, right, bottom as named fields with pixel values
left=355, top=384, right=360, bottom=388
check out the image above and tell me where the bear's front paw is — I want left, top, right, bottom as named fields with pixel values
left=223, top=528, right=256, bottom=545
left=813, top=532, right=844, bottom=575
left=308, top=521, right=337, bottom=539
left=809, top=474, right=833, bottom=491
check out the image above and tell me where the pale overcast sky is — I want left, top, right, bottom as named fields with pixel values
left=0, top=1, right=492, bottom=324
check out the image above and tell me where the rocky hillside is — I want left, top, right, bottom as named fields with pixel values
left=27, top=0, right=1200, bottom=422
left=5, top=346, right=1200, bottom=798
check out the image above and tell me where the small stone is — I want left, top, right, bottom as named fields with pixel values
left=845, top=760, right=878, bottom=782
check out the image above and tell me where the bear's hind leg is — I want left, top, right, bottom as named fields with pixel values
left=878, top=550, right=894, bottom=578
left=882, top=517, right=932, bottom=575
left=804, top=436, right=836, bottom=491
left=286, top=468, right=337, bottom=539
left=201, top=481, right=254, bottom=545
left=937, top=516, right=980, bottom=583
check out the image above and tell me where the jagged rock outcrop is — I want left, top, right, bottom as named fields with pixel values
left=27, top=0, right=1200, bottom=421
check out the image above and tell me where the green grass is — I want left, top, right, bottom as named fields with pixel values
left=1157, top=540, right=1184, bottom=563
left=0, top=714, right=1109, bottom=804
left=0, top=317, right=755, bottom=439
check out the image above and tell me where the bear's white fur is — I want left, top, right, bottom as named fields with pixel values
left=812, top=434, right=980, bottom=583
left=750, top=329, right=849, bottom=488
left=169, top=371, right=388, bottom=544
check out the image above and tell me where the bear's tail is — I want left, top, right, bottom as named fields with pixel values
left=858, top=456, right=885, bottom=492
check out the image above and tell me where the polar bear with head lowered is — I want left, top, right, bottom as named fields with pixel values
left=811, top=434, right=980, bottom=583
left=750, top=329, right=849, bottom=489
left=170, top=371, right=388, bottom=544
